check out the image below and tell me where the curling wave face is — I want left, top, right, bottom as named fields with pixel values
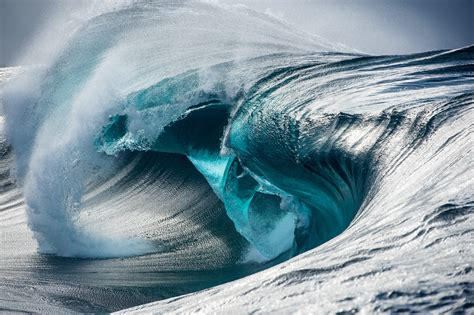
left=1, top=1, right=473, bottom=313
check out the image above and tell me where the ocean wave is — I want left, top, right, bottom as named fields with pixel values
left=1, top=1, right=472, bottom=313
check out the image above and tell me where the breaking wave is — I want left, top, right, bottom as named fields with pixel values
left=1, top=1, right=472, bottom=312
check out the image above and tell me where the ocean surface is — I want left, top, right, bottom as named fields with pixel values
left=0, top=1, right=472, bottom=313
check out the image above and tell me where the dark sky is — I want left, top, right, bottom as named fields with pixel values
left=1, top=0, right=473, bottom=66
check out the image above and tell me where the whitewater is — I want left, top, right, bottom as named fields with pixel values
left=0, top=1, right=472, bottom=313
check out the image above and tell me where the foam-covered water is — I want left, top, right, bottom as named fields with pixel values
left=1, top=1, right=472, bottom=313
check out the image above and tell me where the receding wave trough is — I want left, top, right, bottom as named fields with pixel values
left=1, top=1, right=473, bottom=313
